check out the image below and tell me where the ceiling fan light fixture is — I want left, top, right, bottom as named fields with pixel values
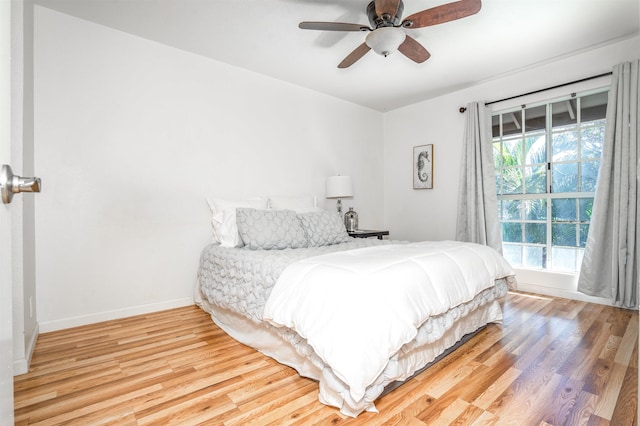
left=365, top=27, right=406, bottom=57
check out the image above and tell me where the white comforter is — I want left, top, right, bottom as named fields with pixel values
left=262, top=240, right=514, bottom=405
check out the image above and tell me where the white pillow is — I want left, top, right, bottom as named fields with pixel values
left=268, top=195, right=316, bottom=212
left=206, top=197, right=268, bottom=245
left=211, top=209, right=242, bottom=247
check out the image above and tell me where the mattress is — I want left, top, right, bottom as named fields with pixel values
left=196, top=239, right=515, bottom=416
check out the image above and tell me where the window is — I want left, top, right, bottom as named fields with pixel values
left=492, top=90, right=608, bottom=272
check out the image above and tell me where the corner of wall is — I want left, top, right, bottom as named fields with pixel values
left=12, top=322, right=37, bottom=376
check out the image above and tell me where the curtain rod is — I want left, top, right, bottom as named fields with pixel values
left=458, top=71, right=613, bottom=113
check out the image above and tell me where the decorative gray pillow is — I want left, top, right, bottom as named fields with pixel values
left=297, top=210, right=352, bottom=247
left=236, top=208, right=308, bottom=250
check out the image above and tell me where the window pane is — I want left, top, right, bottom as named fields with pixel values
left=503, top=244, right=523, bottom=267
left=553, top=223, right=577, bottom=247
left=552, top=247, right=578, bottom=270
left=493, top=141, right=502, bottom=168
left=525, top=135, right=546, bottom=165
left=492, top=115, right=500, bottom=138
left=552, top=163, right=578, bottom=192
left=579, top=224, right=590, bottom=247
left=552, top=99, right=577, bottom=128
left=502, top=112, right=522, bottom=136
left=581, top=125, right=605, bottom=159
left=525, top=199, right=546, bottom=220
left=577, top=249, right=584, bottom=269
left=525, top=165, right=546, bottom=194
left=525, top=223, right=546, bottom=244
left=502, top=167, right=523, bottom=194
left=552, top=131, right=578, bottom=161
left=503, top=138, right=522, bottom=166
left=502, top=199, right=522, bottom=220
left=579, top=198, right=593, bottom=222
left=524, top=246, right=545, bottom=268
left=581, top=92, right=608, bottom=123
left=552, top=198, right=577, bottom=221
left=581, top=160, right=600, bottom=192
left=502, top=223, right=523, bottom=243
left=525, top=105, right=545, bottom=132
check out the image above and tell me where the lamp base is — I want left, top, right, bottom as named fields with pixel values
left=336, top=198, right=343, bottom=216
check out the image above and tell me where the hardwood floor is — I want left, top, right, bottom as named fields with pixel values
left=14, top=291, right=638, bottom=425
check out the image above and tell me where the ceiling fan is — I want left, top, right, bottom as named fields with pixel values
left=299, top=0, right=481, bottom=68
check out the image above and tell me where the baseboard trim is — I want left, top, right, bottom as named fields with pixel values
left=38, top=297, right=194, bottom=333
left=13, top=322, right=39, bottom=376
left=13, top=359, right=28, bottom=376
left=516, top=282, right=614, bottom=307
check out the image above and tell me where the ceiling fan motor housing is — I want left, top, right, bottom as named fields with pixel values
left=367, top=0, right=404, bottom=28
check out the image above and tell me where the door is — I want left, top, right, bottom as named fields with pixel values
left=0, top=0, right=15, bottom=422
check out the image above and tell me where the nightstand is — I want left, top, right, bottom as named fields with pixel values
left=347, top=229, right=389, bottom=240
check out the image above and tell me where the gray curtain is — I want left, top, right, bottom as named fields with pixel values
left=578, top=60, right=639, bottom=309
left=455, top=102, right=502, bottom=253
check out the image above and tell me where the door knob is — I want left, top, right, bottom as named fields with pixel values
left=0, top=164, right=41, bottom=204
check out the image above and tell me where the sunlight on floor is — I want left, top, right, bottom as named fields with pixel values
left=507, top=290, right=552, bottom=301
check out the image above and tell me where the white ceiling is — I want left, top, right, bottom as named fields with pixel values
left=35, top=0, right=639, bottom=112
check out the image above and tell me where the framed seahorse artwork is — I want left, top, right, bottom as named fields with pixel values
left=413, top=144, right=433, bottom=189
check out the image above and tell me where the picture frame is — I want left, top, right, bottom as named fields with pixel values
left=413, top=144, right=433, bottom=189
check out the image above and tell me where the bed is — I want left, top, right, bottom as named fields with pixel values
left=195, top=202, right=516, bottom=417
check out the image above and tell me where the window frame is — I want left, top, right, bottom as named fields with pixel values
left=492, top=88, right=608, bottom=271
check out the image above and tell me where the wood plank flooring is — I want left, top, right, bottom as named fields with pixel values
left=14, top=291, right=638, bottom=425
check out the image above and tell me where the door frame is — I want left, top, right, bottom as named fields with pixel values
left=0, top=0, right=16, bottom=421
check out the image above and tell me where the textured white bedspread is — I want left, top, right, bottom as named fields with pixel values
left=262, top=240, right=515, bottom=404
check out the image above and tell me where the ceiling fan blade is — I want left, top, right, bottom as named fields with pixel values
left=338, top=43, right=372, bottom=68
left=398, top=35, right=431, bottom=63
left=375, top=0, right=402, bottom=18
left=299, top=22, right=371, bottom=32
left=402, top=0, right=481, bottom=28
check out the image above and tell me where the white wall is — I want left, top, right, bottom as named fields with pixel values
left=34, top=7, right=384, bottom=331
left=383, top=35, right=639, bottom=300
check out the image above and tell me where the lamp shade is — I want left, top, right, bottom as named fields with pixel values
left=365, top=27, right=406, bottom=57
left=326, top=176, right=353, bottom=198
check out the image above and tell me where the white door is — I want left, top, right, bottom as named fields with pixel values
left=0, top=0, right=15, bottom=422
